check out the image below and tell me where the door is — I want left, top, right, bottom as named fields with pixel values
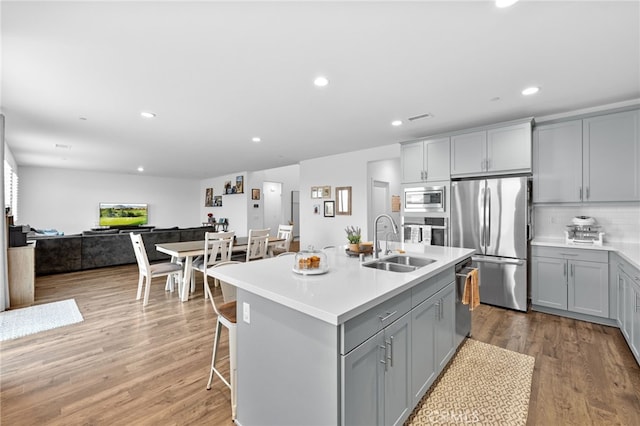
left=384, top=313, right=412, bottom=426
left=474, top=255, right=528, bottom=311
left=434, top=282, right=456, bottom=371
left=486, top=121, right=532, bottom=173
left=290, top=190, right=300, bottom=238
left=484, top=176, right=528, bottom=259
left=450, top=130, right=486, bottom=176
left=410, top=297, right=437, bottom=405
left=532, top=257, right=568, bottom=310
left=262, top=181, right=282, bottom=236
left=451, top=179, right=484, bottom=253
left=342, top=330, right=384, bottom=426
left=583, top=109, right=640, bottom=202
left=568, top=260, right=609, bottom=318
left=424, top=137, right=450, bottom=181
left=401, top=142, right=424, bottom=183
left=533, top=120, right=583, bottom=202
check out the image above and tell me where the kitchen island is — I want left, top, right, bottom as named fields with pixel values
left=209, top=244, right=475, bottom=426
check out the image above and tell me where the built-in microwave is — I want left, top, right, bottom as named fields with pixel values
left=403, top=185, right=445, bottom=213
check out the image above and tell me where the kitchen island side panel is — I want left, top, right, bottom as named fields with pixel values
left=236, top=288, right=340, bottom=426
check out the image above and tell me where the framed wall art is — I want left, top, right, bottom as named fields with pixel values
left=251, top=188, right=260, bottom=200
left=324, top=200, right=335, bottom=217
left=205, top=188, right=214, bottom=207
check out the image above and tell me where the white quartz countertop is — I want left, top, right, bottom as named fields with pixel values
left=208, top=245, right=475, bottom=326
left=532, top=237, right=640, bottom=270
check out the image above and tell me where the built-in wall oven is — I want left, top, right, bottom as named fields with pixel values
left=403, top=185, right=445, bottom=214
left=402, top=216, right=448, bottom=247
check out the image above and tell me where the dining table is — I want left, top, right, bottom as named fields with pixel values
left=156, top=236, right=285, bottom=302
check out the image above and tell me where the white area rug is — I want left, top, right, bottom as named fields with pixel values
left=0, top=299, right=84, bottom=341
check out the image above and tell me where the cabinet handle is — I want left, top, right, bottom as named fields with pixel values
left=378, top=311, right=397, bottom=323
left=579, top=187, right=582, bottom=200
left=636, top=294, right=640, bottom=313
left=481, top=159, right=485, bottom=171
left=559, top=253, right=579, bottom=257
left=435, top=301, right=440, bottom=321
left=440, top=298, right=444, bottom=320
left=389, top=336, right=394, bottom=367
left=570, top=264, right=574, bottom=277
left=380, top=344, right=387, bottom=371
left=424, top=169, right=428, bottom=180
left=586, top=187, right=590, bottom=200
left=564, top=263, right=567, bottom=278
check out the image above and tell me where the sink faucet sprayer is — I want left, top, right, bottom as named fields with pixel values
left=373, top=214, right=399, bottom=259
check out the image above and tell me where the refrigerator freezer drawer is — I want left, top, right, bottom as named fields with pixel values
left=472, top=256, right=528, bottom=312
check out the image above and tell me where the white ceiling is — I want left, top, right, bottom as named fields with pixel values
left=2, top=1, right=639, bottom=179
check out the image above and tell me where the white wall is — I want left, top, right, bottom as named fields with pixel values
left=19, top=167, right=200, bottom=235
left=200, top=172, right=248, bottom=235
left=534, top=203, right=640, bottom=243
left=299, top=144, right=400, bottom=249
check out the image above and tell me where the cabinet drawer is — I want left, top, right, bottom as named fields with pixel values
left=616, top=257, right=640, bottom=282
left=532, top=245, right=608, bottom=263
left=342, top=289, right=411, bottom=355
left=411, top=268, right=455, bottom=308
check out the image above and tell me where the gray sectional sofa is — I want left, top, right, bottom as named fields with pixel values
left=33, top=226, right=217, bottom=275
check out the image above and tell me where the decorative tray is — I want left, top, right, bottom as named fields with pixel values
left=292, top=266, right=329, bottom=275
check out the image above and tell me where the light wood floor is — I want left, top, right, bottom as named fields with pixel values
left=1, top=261, right=639, bottom=425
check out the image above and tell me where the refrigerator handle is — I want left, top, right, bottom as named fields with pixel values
left=480, top=187, right=486, bottom=248
left=485, top=187, right=491, bottom=248
left=472, top=255, right=525, bottom=266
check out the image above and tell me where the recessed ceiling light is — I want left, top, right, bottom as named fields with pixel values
left=137, top=166, right=144, bottom=172
left=521, top=86, right=540, bottom=96
left=490, top=97, right=501, bottom=102
left=252, top=137, right=261, bottom=143
left=496, top=0, right=519, bottom=8
left=55, top=143, right=71, bottom=150
left=79, top=117, right=87, bottom=121
left=314, top=76, right=329, bottom=87
left=391, top=120, right=403, bottom=127
left=140, top=111, right=156, bottom=118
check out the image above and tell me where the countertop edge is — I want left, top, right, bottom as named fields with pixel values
left=531, top=238, right=640, bottom=270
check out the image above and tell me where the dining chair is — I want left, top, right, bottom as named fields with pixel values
left=245, top=228, right=270, bottom=261
left=271, top=224, right=294, bottom=256
left=130, top=232, right=183, bottom=306
left=191, top=231, right=235, bottom=298
left=205, top=261, right=242, bottom=420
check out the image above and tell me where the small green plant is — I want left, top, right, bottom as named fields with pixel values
left=345, top=226, right=361, bottom=244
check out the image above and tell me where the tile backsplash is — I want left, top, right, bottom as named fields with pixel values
left=534, top=204, right=640, bottom=243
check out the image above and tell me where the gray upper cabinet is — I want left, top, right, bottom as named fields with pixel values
left=583, top=110, right=640, bottom=202
left=401, top=137, right=450, bottom=183
left=533, top=109, right=640, bottom=203
left=450, top=121, right=532, bottom=177
left=533, top=120, right=583, bottom=202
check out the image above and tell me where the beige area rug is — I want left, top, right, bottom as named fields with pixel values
left=406, top=339, right=535, bottom=426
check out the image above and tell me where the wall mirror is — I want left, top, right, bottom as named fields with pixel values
left=336, top=186, right=352, bottom=215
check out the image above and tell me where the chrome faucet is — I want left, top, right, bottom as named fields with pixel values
left=373, top=214, right=399, bottom=259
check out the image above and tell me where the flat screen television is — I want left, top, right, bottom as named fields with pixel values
left=99, top=203, right=148, bottom=227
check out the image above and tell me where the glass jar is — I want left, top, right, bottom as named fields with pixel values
left=293, top=246, right=328, bottom=275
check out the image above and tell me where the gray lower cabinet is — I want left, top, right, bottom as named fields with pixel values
left=342, top=311, right=412, bottom=426
left=614, top=257, right=640, bottom=364
left=411, top=281, right=455, bottom=406
left=343, top=268, right=458, bottom=425
left=532, top=246, right=609, bottom=319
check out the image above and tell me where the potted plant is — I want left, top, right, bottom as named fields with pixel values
left=345, top=226, right=361, bottom=252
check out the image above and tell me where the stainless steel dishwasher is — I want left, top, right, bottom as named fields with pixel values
left=455, top=257, right=476, bottom=347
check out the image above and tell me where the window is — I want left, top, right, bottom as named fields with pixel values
left=4, top=160, right=18, bottom=220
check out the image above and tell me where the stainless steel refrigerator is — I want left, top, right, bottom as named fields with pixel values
left=451, top=176, right=530, bottom=311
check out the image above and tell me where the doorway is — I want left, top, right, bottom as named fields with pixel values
left=262, top=181, right=282, bottom=236
left=370, top=179, right=391, bottom=243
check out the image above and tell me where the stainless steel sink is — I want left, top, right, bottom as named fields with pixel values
left=382, top=255, right=436, bottom=268
left=362, top=255, right=436, bottom=273
left=362, top=261, right=417, bottom=273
